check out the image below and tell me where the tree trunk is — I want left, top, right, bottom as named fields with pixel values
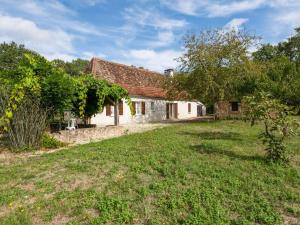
left=114, top=99, right=119, bottom=126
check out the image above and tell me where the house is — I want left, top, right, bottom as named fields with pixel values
left=87, top=58, right=206, bottom=126
left=214, top=101, right=242, bottom=119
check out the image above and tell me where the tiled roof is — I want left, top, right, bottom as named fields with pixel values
left=88, top=57, right=167, bottom=98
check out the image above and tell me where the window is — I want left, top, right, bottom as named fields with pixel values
left=132, top=101, right=145, bottom=115
left=188, top=103, right=191, bottom=113
left=151, top=102, right=155, bottom=111
left=135, top=102, right=141, bottom=115
left=106, top=102, right=123, bottom=116
left=231, top=102, right=239, bottom=112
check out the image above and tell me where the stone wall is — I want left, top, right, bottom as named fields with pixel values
left=50, top=126, right=127, bottom=145
left=214, top=101, right=243, bottom=119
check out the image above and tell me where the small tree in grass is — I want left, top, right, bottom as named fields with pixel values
left=243, top=92, right=299, bottom=163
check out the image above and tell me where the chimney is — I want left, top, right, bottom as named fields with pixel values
left=164, top=68, right=174, bottom=77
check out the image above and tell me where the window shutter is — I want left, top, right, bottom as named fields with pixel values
left=132, top=101, right=136, bottom=115
left=106, top=105, right=111, bottom=116
left=141, top=102, right=146, bottom=115
left=174, top=103, right=178, bottom=118
left=188, top=103, right=191, bottom=113
left=118, top=101, right=123, bottom=115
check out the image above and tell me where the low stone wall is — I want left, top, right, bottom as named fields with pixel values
left=50, top=126, right=127, bottom=145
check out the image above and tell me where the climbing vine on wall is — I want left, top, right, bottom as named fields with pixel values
left=72, top=75, right=132, bottom=119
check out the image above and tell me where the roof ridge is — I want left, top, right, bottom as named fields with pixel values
left=91, top=57, right=164, bottom=76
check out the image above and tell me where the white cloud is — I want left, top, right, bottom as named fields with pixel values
left=207, top=0, right=265, bottom=17
left=160, top=0, right=206, bottom=16
left=0, top=0, right=103, bottom=36
left=0, top=14, right=76, bottom=61
left=147, top=31, right=175, bottom=48
left=85, top=0, right=106, bottom=6
left=224, top=18, right=249, bottom=30
left=121, top=49, right=182, bottom=72
left=265, top=0, right=300, bottom=39
left=161, top=0, right=266, bottom=17
left=124, top=6, right=188, bottom=30
left=0, top=0, right=74, bottom=17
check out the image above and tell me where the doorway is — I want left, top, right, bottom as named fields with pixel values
left=197, top=105, right=203, bottom=117
left=166, top=103, right=178, bottom=119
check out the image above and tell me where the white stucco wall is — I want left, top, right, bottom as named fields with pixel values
left=90, top=96, right=206, bottom=126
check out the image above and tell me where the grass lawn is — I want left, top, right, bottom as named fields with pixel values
left=0, top=120, right=300, bottom=225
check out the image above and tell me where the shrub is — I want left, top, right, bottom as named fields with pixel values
left=243, top=92, right=299, bottom=163
left=0, top=92, right=48, bottom=151
left=42, top=134, right=65, bottom=149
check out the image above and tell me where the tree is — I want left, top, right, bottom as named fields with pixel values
left=0, top=42, right=37, bottom=74
left=173, top=28, right=259, bottom=106
left=278, top=27, right=300, bottom=66
left=243, top=92, right=299, bottom=163
left=52, top=58, right=90, bottom=76
left=252, top=44, right=280, bottom=61
left=253, top=45, right=300, bottom=111
left=41, top=69, right=75, bottom=115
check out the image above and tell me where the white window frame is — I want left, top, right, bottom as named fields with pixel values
left=135, top=102, right=142, bottom=115
left=150, top=101, right=155, bottom=111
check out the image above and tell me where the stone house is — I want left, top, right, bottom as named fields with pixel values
left=87, top=57, right=206, bottom=126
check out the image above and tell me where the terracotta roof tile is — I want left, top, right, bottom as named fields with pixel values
left=88, top=57, right=167, bottom=98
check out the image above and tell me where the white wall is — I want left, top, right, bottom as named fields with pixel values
left=91, top=96, right=206, bottom=126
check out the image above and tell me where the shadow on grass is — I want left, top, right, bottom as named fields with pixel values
left=180, top=131, right=242, bottom=141
left=190, top=143, right=265, bottom=162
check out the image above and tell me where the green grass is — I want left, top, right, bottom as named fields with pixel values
left=0, top=120, right=299, bottom=224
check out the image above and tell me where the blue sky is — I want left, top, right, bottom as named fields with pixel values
left=0, top=0, right=299, bottom=72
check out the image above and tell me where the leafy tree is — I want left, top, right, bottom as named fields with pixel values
left=278, top=27, right=300, bottom=66
left=0, top=42, right=37, bottom=73
left=252, top=44, right=280, bottom=61
left=243, top=92, right=299, bottom=163
left=52, top=58, right=90, bottom=76
left=41, top=69, right=75, bottom=115
left=253, top=45, right=300, bottom=111
left=172, top=28, right=258, bottom=105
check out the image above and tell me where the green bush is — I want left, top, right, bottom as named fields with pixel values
left=42, top=134, right=65, bottom=149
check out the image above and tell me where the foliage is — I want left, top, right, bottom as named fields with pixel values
left=253, top=44, right=300, bottom=111
left=0, top=53, right=43, bottom=130
left=52, top=58, right=89, bottom=76
left=41, top=68, right=75, bottom=115
left=171, top=28, right=259, bottom=105
left=243, top=92, right=299, bottom=163
left=0, top=42, right=131, bottom=150
left=0, top=42, right=38, bottom=75
left=0, top=120, right=299, bottom=224
left=0, top=92, right=49, bottom=151
left=278, top=27, right=300, bottom=66
left=72, top=75, right=131, bottom=120
left=252, top=43, right=280, bottom=61
left=42, top=133, right=65, bottom=149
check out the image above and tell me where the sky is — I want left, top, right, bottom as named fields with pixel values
left=0, top=0, right=299, bottom=72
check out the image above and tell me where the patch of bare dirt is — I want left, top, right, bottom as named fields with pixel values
left=284, top=215, right=300, bottom=225
left=50, top=214, right=72, bottom=225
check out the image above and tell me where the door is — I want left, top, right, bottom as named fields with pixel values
left=166, top=103, right=169, bottom=119
left=197, top=105, right=203, bottom=117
